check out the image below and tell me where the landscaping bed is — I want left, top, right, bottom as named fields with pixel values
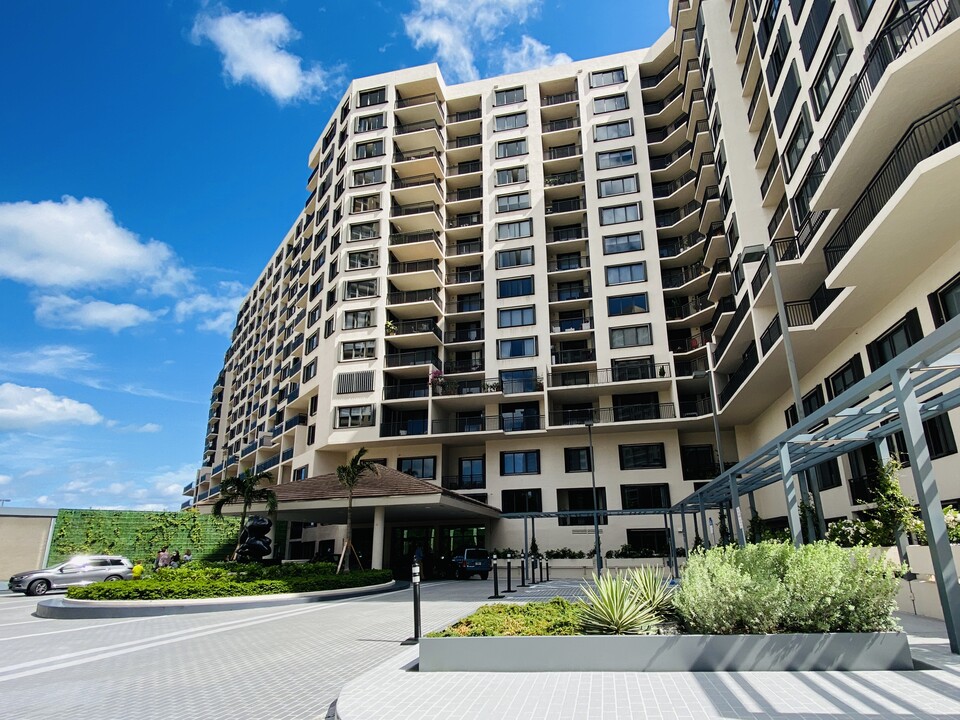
left=65, top=561, right=393, bottom=601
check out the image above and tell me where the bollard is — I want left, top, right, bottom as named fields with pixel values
left=529, top=553, right=536, bottom=586
left=504, top=553, right=515, bottom=593
left=538, top=555, right=544, bottom=583
left=519, top=551, right=528, bottom=587
left=401, top=559, right=422, bottom=645
left=488, top=554, right=504, bottom=599
left=545, top=558, right=550, bottom=582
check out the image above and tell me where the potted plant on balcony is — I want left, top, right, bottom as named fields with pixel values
left=385, top=320, right=397, bottom=336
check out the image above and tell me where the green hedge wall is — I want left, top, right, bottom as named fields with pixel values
left=50, top=509, right=241, bottom=564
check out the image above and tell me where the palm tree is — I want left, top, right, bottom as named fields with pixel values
left=336, top=447, right=376, bottom=573
left=212, top=469, right=278, bottom=556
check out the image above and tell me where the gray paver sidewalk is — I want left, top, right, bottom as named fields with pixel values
left=335, top=582, right=960, bottom=720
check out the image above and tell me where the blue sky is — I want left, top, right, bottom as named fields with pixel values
left=0, top=0, right=670, bottom=510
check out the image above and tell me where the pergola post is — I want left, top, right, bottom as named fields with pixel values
left=699, top=504, right=711, bottom=549
left=892, top=367, right=960, bottom=654
left=797, top=472, right=817, bottom=542
left=680, top=510, right=689, bottom=555
left=779, top=442, right=803, bottom=547
left=667, top=513, right=678, bottom=578
left=748, top=491, right=758, bottom=541
left=728, top=474, right=746, bottom=546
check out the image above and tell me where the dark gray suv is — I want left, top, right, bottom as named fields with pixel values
left=8, top=555, right=133, bottom=596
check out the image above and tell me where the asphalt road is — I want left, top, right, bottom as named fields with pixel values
left=0, top=581, right=500, bottom=720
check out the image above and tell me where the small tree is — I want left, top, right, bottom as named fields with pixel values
left=336, top=447, right=376, bottom=573
left=212, top=469, right=277, bottom=556
left=869, top=456, right=915, bottom=547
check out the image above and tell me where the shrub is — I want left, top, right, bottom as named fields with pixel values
left=629, top=566, right=675, bottom=618
left=674, top=541, right=900, bottom=634
left=428, top=598, right=581, bottom=637
left=578, top=573, right=659, bottom=635
left=66, top=569, right=392, bottom=601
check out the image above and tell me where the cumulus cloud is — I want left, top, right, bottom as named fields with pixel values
left=403, top=0, right=561, bottom=81
left=192, top=9, right=334, bottom=104
left=0, top=383, right=103, bottom=430
left=174, top=281, right=246, bottom=334
left=144, top=464, right=198, bottom=500
left=34, top=295, right=162, bottom=333
left=0, top=196, right=190, bottom=293
left=501, top=35, right=572, bottom=74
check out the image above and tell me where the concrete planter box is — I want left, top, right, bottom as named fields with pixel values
left=536, top=558, right=680, bottom=580
left=419, top=632, right=912, bottom=672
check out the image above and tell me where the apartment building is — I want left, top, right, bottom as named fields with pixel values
left=188, top=0, right=960, bottom=568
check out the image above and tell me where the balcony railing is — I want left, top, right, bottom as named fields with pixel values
left=447, top=108, right=481, bottom=123
left=385, top=349, right=442, bottom=368
left=388, top=259, right=441, bottom=277
left=389, top=318, right=442, bottom=338
left=547, top=364, right=671, bottom=387
left=447, top=134, right=481, bottom=150
left=444, top=327, right=484, bottom=343
left=448, top=160, right=482, bottom=176
left=643, top=84, right=683, bottom=115
left=546, top=197, right=586, bottom=214
left=550, top=403, right=677, bottom=426
left=544, top=170, right=585, bottom=187
left=448, top=239, right=482, bottom=256
left=640, top=57, right=680, bottom=88
left=658, top=231, right=704, bottom=258
left=549, top=226, right=588, bottom=243
left=662, top=262, right=706, bottom=288
left=444, top=358, right=485, bottom=374
left=441, top=474, right=486, bottom=490
left=647, top=114, right=688, bottom=143
left=395, top=119, right=442, bottom=136
left=395, top=92, right=441, bottom=109
left=381, top=420, right=429, bottom=437
left=447, top=213, right=482, bottom=229
left=656, top=200, right=699, bottom=228
left=548, top=284, right=592, bottom=302
left=666, top=295, right=711, bottom=320
left=446, top=186, right=482, bottom=202
left=650, top=141, right=692, bottom=171
left=451, top=298, right=484, bottom=314
left=759, top=314, right=782, bottom=355
left=551, top=347, right=597, bottom=364
left=546, top=144, right=582, bottom=160
left=389, top=229, right=442, bottom=248
left=653, top=170, right=696, bottom=198
left=674, top=356, right=709, bottom=377
left=392, top=174, right=441, bottom=191
left=824, top=95, right=960, bottom=270
left=383, top=384, right=430, bottom=400
left=784, top=284, right=842, bottom=327
left=679, top=397, right=713, bottom=417
left=544, top=116, right=580, bottom=132
left=449, top=268, right=483, bottom=284
left=547, top=254, right=589, bottom=272
left=719, top=343, right=759, bottom=406
left=432, top=377, right=503, bottom=395
left=390, top=201, right=441, bottom=219
left=753, top=114, right=771, bottom=160
left=256, top=455, right=281, bottom=473
left=393, top=147, right=442, bottom=163
left=669, top=330, right=710, bottom=353
left=750, top=254, right=771, bottom=297
left=542, top=91, right=579, bottom=106
left=714, top=296, right=750, bottom=360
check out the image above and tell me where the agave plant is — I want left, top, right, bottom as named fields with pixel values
left=629, top=566, right=676, bottom=618
left=578, top=572, right=659, bottom=635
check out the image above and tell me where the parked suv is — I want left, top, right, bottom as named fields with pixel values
left=8, top=555, right=133, bottom=596
left=449, top=548, right=491, bottom=580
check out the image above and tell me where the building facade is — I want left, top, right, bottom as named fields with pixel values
left=188, top=0, right=960, bottom=564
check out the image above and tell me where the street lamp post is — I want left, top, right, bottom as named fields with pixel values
left=585, top=419, right=603, bottom=575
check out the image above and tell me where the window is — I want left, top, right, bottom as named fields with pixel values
left=355, top=113, right=384, bottom=133
left=594, top=93, right=628, bottom=113
left=343, top=309, right=374, bottom=329
left=816, top=458, right=842, bottom=491
left=557, top=488, right=608, bottom=526
left=590, top=67, right=626, bottom=87
left=324, top=317, right=335, bottom=338
left=496, top=192, right=531, bottom=213
left=501, top=489, right=542, bottom=513
left=812, top=22, right=852, bottom=116
left=353, top=167, right=384, bottom=186
left=564, top=447, right=592, bottom=472
left=619, top=443, right=666, bottom=469
left=620, top=484, right=670, bottom=509
left=501, top=450, right=540, bottom=475
left=597, top=147, right=635, bottom=170
left=607, top=293, right=648, bottom=316
left=336, top=405, right=374, bottom=428
left=766, top=21, right=791, bottom=92
left=305, top=332, right=319, bottom=354
left=495, top=112, right=527, bottom=131
left=784, top=105, right=812, bottom=178
left=350, top=194, right=380, bottom=214
left=595, top=119, right=634, bottom=142
left=358, top=87, right=386, bottom=107
left=497, top=219, right=534, bottom=240
left=851, top=0, right=876, bottom=27
left=347, top=249, right=378, bottom=270
left=496, top=166, right=528, bottom=186
left=398, top=456, right=436, bottom=479
left=600, top=203, right=641, bottom=225
left=498, top=337, right=537, bottom=358
left=605, top=262, right=646, bottom=286
left=866, top=310, right=924, bottom=371
left=598, top=175, right=639, bottom=198
left=500, top=368, right=537, bottom=393
left=925, top=412, right=958, bottom=459
left=610, top=324, right=652, bottom=348
left=827, top=354, right=864, bottom=400
left=497, top=276, right=534, bottom=298
left=785, top=385, right=826, bottom=427
left=625, top=529, right=670, bottom=556
left=497, top=138, right=528, bottom=158
left=302, top=360, right=318, bottom=383
left=355, top=139, right=384, bottom=160
left=345, top=279, right=377, bottom=298
left=340, top=339, right=375, bottom=360
left=801, top=0, right=835, bottom=66
left=494, top=87, right=525, bottom=106
left=498, top=306, right=535, bottom=328
left=773, top=61, right=800, bottom=134
left=496, top=246, right=534, bottom=269
left=349, top=222, right=379, bottom=241
left=930, top=272, right=960, bottom=327
left=603, top=231, right=643, bottom=255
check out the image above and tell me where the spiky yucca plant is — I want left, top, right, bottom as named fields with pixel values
left=629, top=566, right=676, bottom=618
left=578, top=572, right=659, bottom=635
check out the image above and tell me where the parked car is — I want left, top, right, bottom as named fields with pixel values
left=8, top=555, right=133, bottom=596
left=449, top=548, right=491, bottom=580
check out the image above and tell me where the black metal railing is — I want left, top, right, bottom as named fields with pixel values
left=447, top=108, right=481, bottom=123
left=447, top=134, right=481, bottom=150
left=718, top=343, right=759, bottom=406
left=389, top=319, right=442, bottom=338
left=444, top=358, right=485, bottom=374
left=644, top=84, right=683, bottom=115
left=386, top=289, right=443, bottom=307
left=542, top=91, right=579, bottom=106
left=389, top=229, right=442, bottom=248
left=549, top=225, right=588, bottom=243
left=653, top=171, right=696, bottom=198
left=383, top=384, right=430, bottom=400
left=385, top=349, right=441, bottom=368
left=391, top=201, right=440, bottom=219
left=714, top=296, right=750, bottom=360
left=662, top=261, right=706, bottom=288
left=449, top=160, right=482, bottom=176
left=650, top=141, right=692, bottom=171
left=441, top=474, right=486, bottom=490
left=395, top=119, right=442, bottom=136
left=444, top=327, right=484, bottom=343
left=388, top=259, right=441, bottom=277
left=674, top=356, right=709, bottom=377
left=432, top=377, right=502, bottom=395
left=640, top=57, right=680, bottom=88
left=451, top=298, right=484, bottom=314
left=380, top=420, right=429, bottom=437
left=544, top=170, right=585, bottom=186
left=448, top=239, right=482, bottom=256
left=666, top=295, right=712, bottom=320
left=393, top=147, right=442, bottom=163
left=548, top=284, right=592, bottom=301
left=544, top=117, right=580, bottom=132
left=548, top=254, right=589, bottom=272
left=547, top=197, right=587, bottom=214
left=546, top=144, right=582, bottom=160
left=551, top=347, right=596, bottom=364
left=759, top=314, right=782, bottom=355
left=449, top=268, right=483, bottom=284
left=447, top=213, right=482, bottom=228
left=396, top=92, right=441, bottom=109
left=446, top=186, right=482, bottom=202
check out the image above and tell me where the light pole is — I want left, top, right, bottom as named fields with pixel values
left=584, top=419, right=603, bottom=575
left=0, top=499, right=9, bottom=508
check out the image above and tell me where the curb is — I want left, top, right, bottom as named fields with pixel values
left=34, top=580, right=409, bottom=619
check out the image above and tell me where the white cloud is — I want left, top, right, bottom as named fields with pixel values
left=0, top=474, right=11, bottom=486
left=0, top=383, right=103, bottom=430
left=34, top=295, right=162, bottom=333
left=192, top=10, right=333, bottom=104
left=403, top=0, right=553, bottom=82
left=145, top=464, right=197, bottom=499
left=0, top=345, right=97, bottom=379
left=501, top=35, right=571, bottom=74
left=174, top=281, right=246, bottom=334
left=133, top=422, right=162, bottom=433
left=0, top=196, right=190, bottom=293
left=35, top=495, right=54, bottom=507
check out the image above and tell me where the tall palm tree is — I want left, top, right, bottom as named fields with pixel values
left=336, top=447, right=376, bottom=573
left=212, top=469, right=278, bottom=556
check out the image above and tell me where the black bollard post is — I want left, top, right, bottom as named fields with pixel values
left=538, top=555, right=544, bottom=583
left=519, top=551, right=528, bottom=587
left=545, top=558, right=550, bottom=582
left=529, top=553, right=537, bottom=586
left=504, top=553, right=515, bottom=593
left=488, top=554, right=504, bottom=599
left=401, top=559, right=422, bottom=645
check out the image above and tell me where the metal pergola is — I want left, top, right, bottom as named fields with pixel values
left=668, top=314, right=960, bottom=652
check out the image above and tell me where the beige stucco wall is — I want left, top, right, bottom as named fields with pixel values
left=0, top=515, right=55, bottom=579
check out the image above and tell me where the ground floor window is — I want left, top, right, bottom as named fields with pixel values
left=557, top=487, right=607, bottom=526
left=625, top=529, right=669, bottom=557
